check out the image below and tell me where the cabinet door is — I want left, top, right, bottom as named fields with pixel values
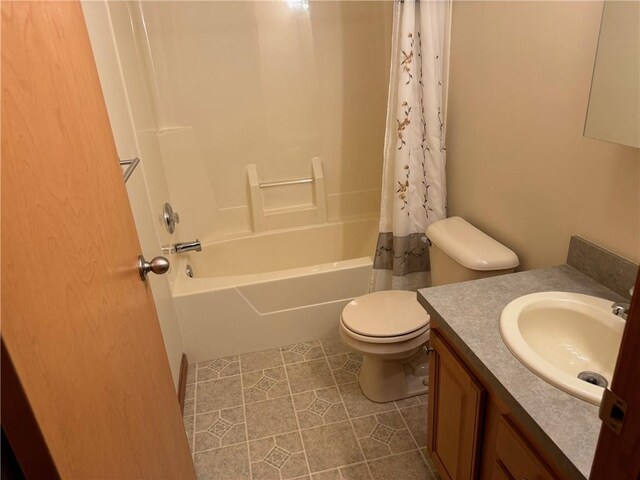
left=492, top=461, right=514, bottom=480
left=428, top=330, right=485, bottom=480
left=494, top=416, right=556, bottom=480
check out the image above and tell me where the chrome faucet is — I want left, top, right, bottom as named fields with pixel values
left=610, top=284, right=635, bottom=320
left=611, top=302, right=630, bottom=320
left=162, top=239, right=202, bottom=255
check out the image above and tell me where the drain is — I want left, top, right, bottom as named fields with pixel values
left=577, top=371, right=608, bottom=388
left=185, top=264, right=194, bottom=278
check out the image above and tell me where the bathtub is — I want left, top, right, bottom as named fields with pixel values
left=172, top=217, right=379, bottom=361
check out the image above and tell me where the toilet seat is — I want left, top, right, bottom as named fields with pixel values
left=341, top=291, right=430, bottom=344
left=341, top=319, right=430, bottom=344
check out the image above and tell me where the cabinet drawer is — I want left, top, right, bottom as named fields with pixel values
left=494, top=416, right=556, bottom=480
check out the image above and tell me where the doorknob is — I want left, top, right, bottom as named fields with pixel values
left=137, top=255, right=170, bottom=280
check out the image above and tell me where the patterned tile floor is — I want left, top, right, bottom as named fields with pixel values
left=183, top=337, right=440, bottom=480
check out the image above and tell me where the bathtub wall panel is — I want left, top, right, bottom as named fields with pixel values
left=105, top=3, right=175, bottom=251
left=82, top=1, right=185, bottom=389
left=178, top=216, right=378, bottom=278
left=156, top=127, right=219, bottom=240
left=133, top=1, right=392, bottom=239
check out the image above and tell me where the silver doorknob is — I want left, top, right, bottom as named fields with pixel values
left=137, top=255, right=170, bottom=280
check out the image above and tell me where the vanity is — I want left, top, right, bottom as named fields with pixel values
left=417, top=237, right=637, bottom=480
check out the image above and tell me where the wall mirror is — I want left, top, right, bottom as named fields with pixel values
left=584, top=1, right=639, bottom=148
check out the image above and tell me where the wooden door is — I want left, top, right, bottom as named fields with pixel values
left=1, top=2, right=196, bottom=478
left=428, top=330, right=485, bottom=480
left=590, top=269, right=640, bottom=479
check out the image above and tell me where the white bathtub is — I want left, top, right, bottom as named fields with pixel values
left=172, top=217, right=378, bottom=361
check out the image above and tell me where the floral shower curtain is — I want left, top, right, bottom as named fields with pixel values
left=371, top=0, right=450, bottom=291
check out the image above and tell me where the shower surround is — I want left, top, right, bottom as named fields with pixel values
left=86, top=1, right=393, bottom=362
left=131, top=0, right=393, bottom=240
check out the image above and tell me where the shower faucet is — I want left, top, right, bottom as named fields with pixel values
left=162, top=240, right=202, bottom=255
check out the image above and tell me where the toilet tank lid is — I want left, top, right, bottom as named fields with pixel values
left=426, top=217, right=519, bottom=271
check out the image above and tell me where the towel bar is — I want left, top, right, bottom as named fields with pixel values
left=120, top=157, right=140, bottom=183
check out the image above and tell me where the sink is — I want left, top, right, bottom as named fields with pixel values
left=500, top=292, right=625, bottom=405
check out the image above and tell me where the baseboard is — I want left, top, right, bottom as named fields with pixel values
left=177, top=353, right=188, bottom=415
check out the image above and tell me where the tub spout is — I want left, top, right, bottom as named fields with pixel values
left=175, top=240, right=202, bottom=254
left=162, top=240, right=202, bottom=255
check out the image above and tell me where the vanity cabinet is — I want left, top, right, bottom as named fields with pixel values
left=427, top=331, right=485, bottom=479
left=493, top=415, right=556, bottom=480
left=427, top=328, right=563, bottom=480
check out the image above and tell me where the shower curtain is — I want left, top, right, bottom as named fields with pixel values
left=371, top=0, right=451, bottom=292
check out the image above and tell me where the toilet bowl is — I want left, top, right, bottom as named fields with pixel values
left=340, top=291, right=430, bottom=402
left=341, top=216, right=520, bottom=403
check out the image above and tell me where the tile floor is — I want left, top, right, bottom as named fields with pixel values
left=183, top=337, right=439, bottom=480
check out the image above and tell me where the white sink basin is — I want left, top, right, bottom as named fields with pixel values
left=500, top=292, right=625, bottom=405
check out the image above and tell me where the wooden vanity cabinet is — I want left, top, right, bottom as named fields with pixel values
left=427, top=331, right=485, bottom=480
left=427, top=328, right=563, bottom=480
left=493, top=415, right=556, bottom=480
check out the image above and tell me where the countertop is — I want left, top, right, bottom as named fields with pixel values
left=417, top=264, right=627, bottom=479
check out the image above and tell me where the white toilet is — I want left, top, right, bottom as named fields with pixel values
left=339, top=216, right=519, bottom=402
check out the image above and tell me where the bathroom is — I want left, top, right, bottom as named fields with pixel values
left=2, top=0, right=639, bottom=479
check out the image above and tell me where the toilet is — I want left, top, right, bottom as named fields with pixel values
left=339, top=216, right=519, bottom=402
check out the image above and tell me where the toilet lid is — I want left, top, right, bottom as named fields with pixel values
left=342, top=291, right=429, bottom=338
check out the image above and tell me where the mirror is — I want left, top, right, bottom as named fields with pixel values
left=584, top=1, right=639, bottom=148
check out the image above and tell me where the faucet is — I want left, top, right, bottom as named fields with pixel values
left=611, top=284, right=635, bottom=320
left=162, top=239, right=202, bottom=255
left=611, top=302, right=630, bottom=320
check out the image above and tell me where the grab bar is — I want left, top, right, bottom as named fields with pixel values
left=120, top=157, right=140, bottom=183
left=245, top=158, right=326, bottom=232
left=259, top=177, right=314, bottom=188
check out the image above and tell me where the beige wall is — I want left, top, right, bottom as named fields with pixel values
left=447, top=1, right=640, bottom=271
left=135, top=1, right=392, bottom=239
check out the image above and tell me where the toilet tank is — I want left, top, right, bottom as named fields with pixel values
left=426, top=217, right=519, bottom=286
